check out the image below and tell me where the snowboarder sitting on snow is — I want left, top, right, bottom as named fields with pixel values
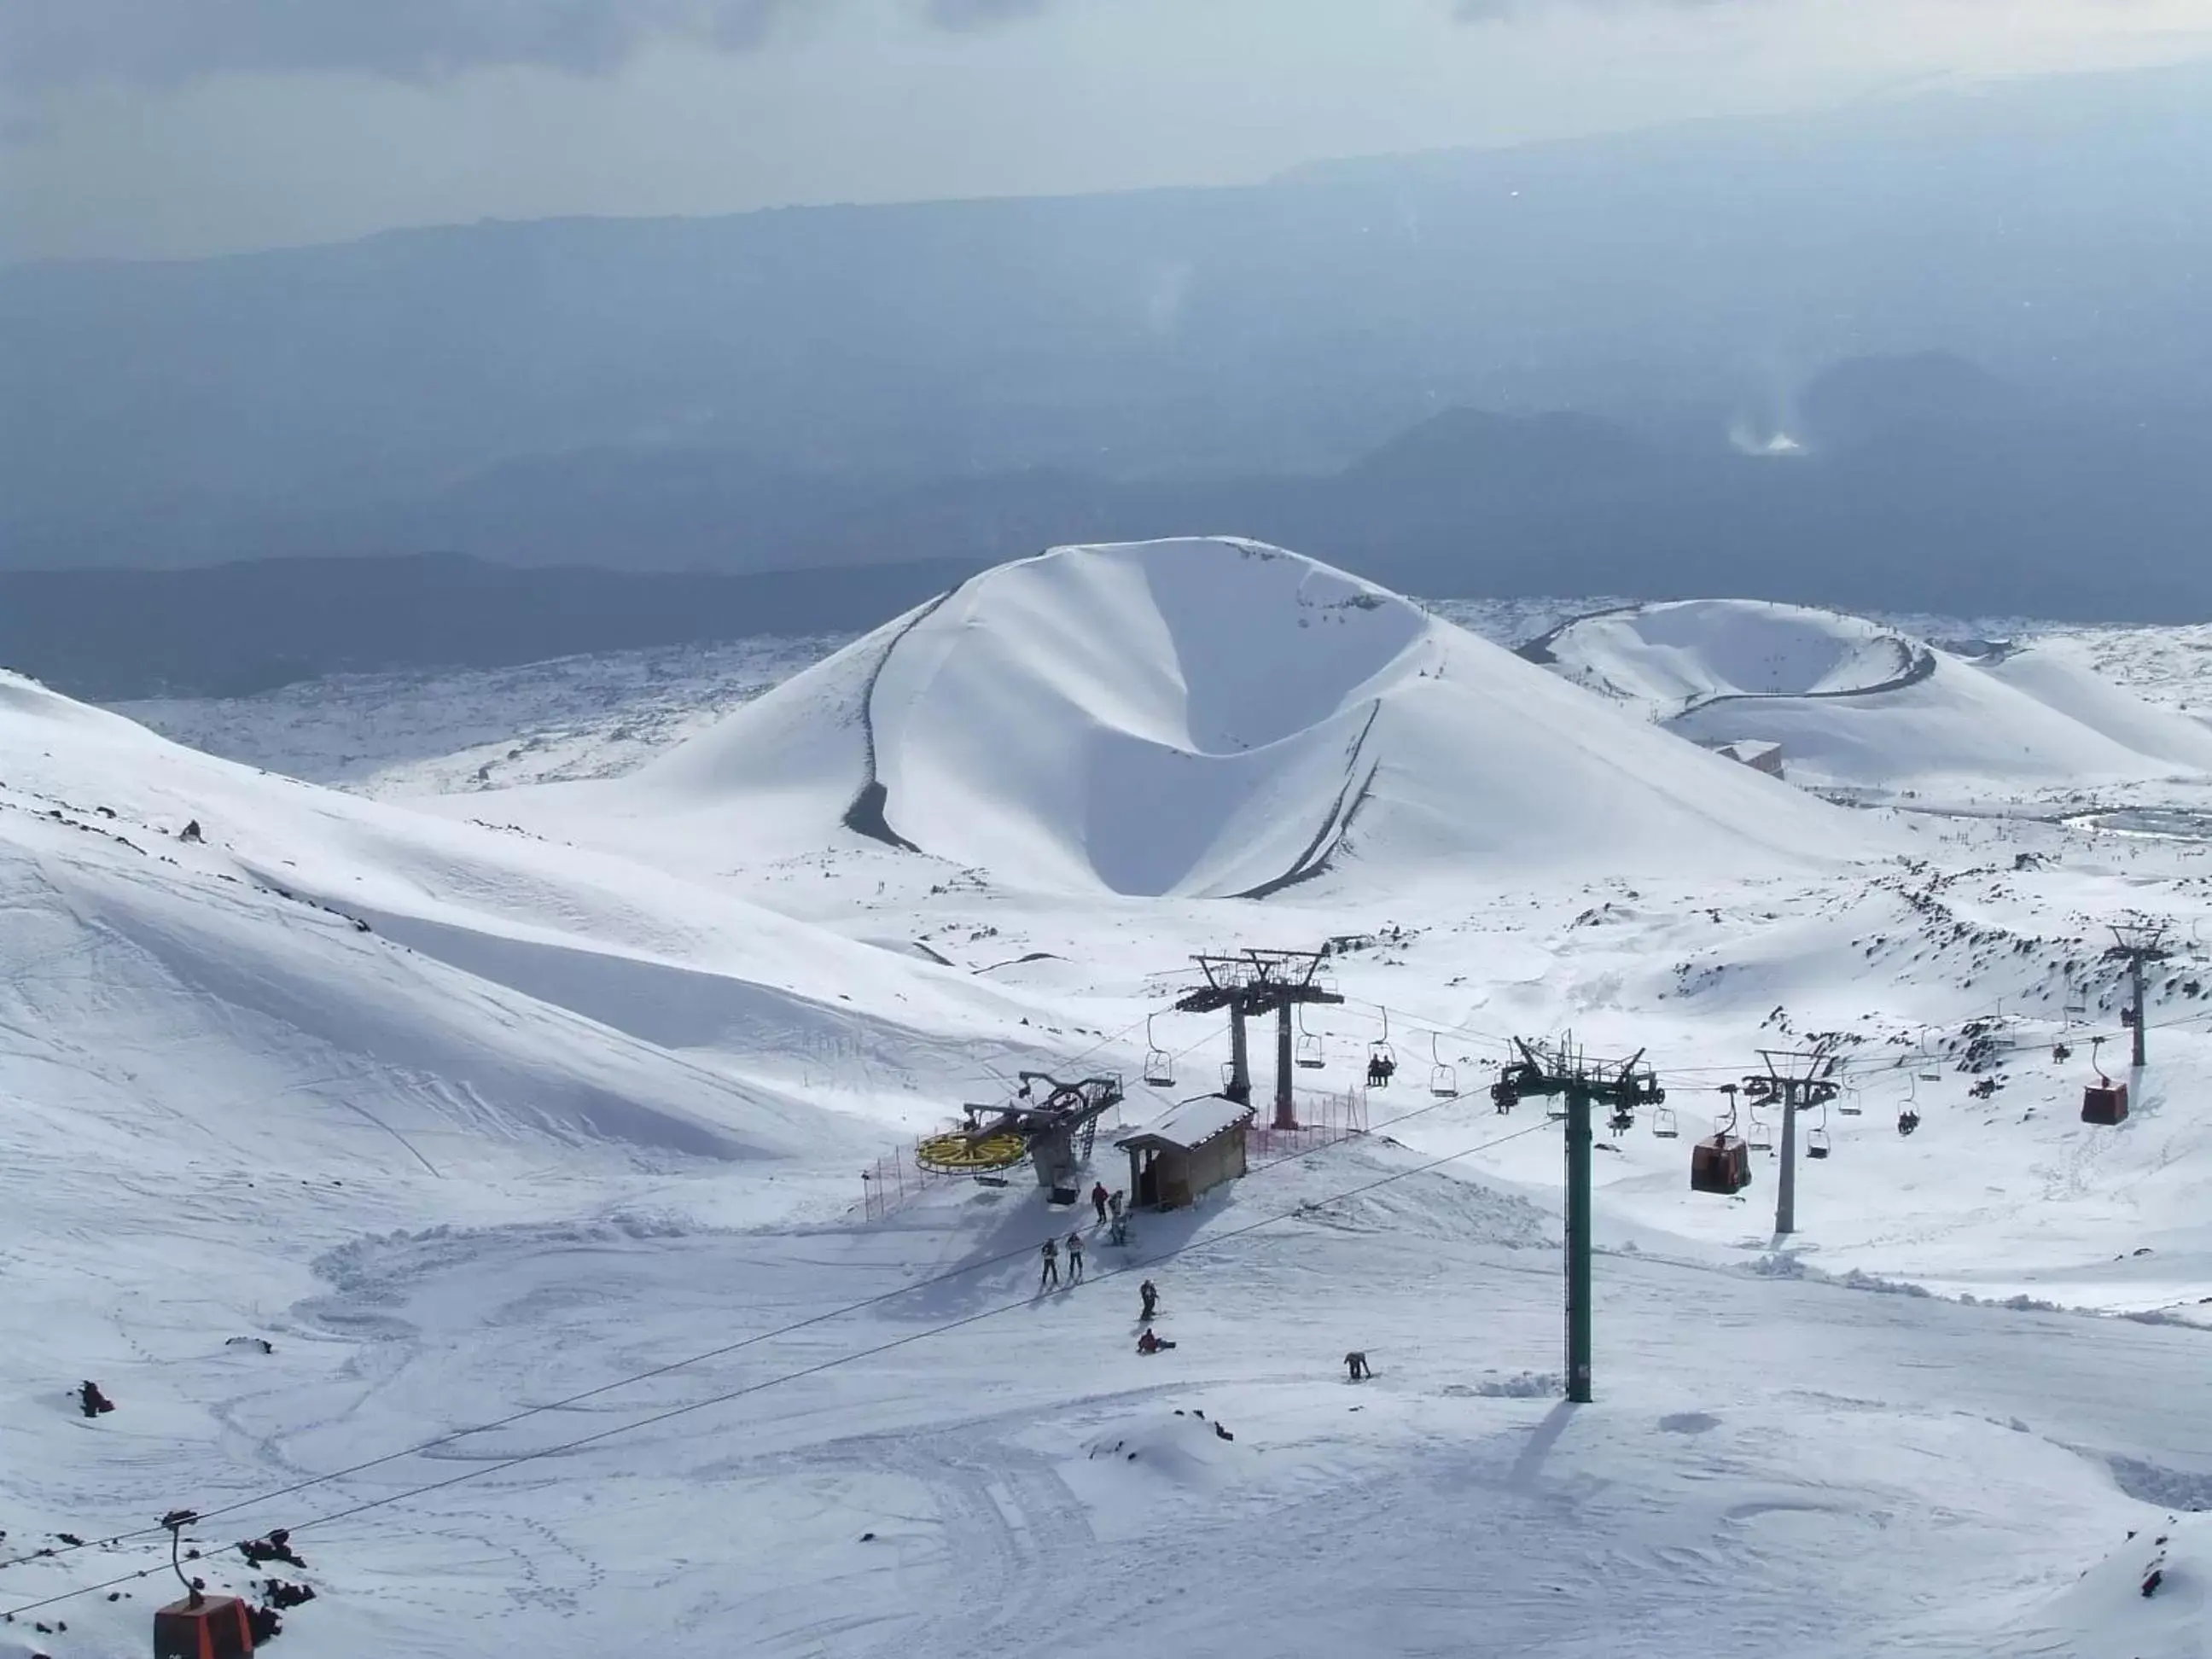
left=1091, top=1182, right=1110, bottom=1225
left=1138, top=1278, right=1159, bottom=1322
left=1345, top=1351, right=1371, bottom=1382
left=1065, top=1230, right=1086, bottom=1284
left=78, top=1380, right=115, bottom=1418
left=1039, top=1237, right=1060, bottom=1291
left=1137, top=1328, right=1177, bottom=1355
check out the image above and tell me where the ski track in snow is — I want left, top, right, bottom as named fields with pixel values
left=15, top=545, right=2212, bottom=1656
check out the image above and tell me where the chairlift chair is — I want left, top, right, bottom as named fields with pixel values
left=1295, top=1005, right=1326, bottom=1070
left=1428, top=1033, right=1458, bottom=1098
left=1838, top=1087, right=1863, bottom=1117
left=1806, top=1103, right=1831, bottom=1161
left=1141, top=1016, right=1175, bottom=1090
left=1490, top=1057, right=1540, bottom=1115
left=1366, top=1008, right=1398, bottom=1089
left=1650, top=1103, right=1680, bottom=1139
left=1745, top=1095, right=1774, bottom=1153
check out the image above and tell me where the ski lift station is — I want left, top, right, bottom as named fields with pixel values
left=1115, top=1097, right=1256, bottom=1211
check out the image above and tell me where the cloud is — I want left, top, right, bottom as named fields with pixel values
left=1452, top=0, right=1741, bottom=15
left=0, top=0, right=1057, bottom=92
left=923, top=0, right=1058, bottom=30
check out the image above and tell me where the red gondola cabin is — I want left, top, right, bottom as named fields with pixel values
left=1691, top=1133, right=1753, bottom=1195
left=2081, top=1080, right=2129, bottom=1126
left=154, top=1594, right=253, bottom=1659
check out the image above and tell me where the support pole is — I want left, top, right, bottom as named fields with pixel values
left=2131, top=953, right=2148, bottom=1071
left=1274, top=1003, right=1297, bottom=1130
left=1775, top=1082, right=1799, bottom=1237
left=1564, top=1084, right=1593, bottom=1404
left=1227, top=1006, right=1250, bottom=1103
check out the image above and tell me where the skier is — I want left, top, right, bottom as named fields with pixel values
left=1345, top=1350, right=1371, bottom=1382
left=1137, top=1328, right=1177, bottom=1355
left=1039, top=1237, right=1060, bottom=1292
left=1138, top=1278, right=1159, bottom=1322
left=78, top=1379, right=115, bottom=1418
left=1065, top=1230, right=1086, bottom=1284
left=1091, top=1182, right=1110, bottom=1225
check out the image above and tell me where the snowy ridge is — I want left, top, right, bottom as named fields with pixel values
left=1528, top=598, right=1931, bottom=711
left=500, top=540, right=1868, bottom=895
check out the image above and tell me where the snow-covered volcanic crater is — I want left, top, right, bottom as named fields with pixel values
left=1531, top=598, right=2212, bottom=797
left=499, top=540, right=1860, bottom=896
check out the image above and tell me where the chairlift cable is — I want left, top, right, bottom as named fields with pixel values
left=0, top=1104, right=1548, bottom=1621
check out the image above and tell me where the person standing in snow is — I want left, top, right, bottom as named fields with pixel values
left=1345, top=1351, right=1371, bottom=1382
left=1039, top=1237, right=1060, bottom=1292
left=1091, top=1182, right=1110, bottom=1225
left=1138, top=1278, right=1158, bottom=1322
left=1065, top=1230, right=1085, bottom=1284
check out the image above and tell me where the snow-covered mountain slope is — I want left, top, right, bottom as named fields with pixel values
left=31, top=575, right=2212, bottom=1659
left=0, top=672, right=1048, bottom=1150
left=1983, top=634, right=2212, bottom=771
left=1535, top=599, right=2212, bottom=797
left=480, top=541, right=1868, bottom=897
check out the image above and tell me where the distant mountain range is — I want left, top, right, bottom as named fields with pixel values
left=9, top=345, right=2212, bottom=698
left=0, top=555, right=974, bottom=698
left=7, top=60, right=2212, bottom=686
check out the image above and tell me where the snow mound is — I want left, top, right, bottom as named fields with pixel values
left=1534, top=599, right=2212, bottom=795
left=582, top=540, right=1866, bottom=894
left=1066, top=1406, right=1247, bottom=1522
left=1991, top=1511, right=2212, bottom=1656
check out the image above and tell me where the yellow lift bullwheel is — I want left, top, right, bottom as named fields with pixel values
left=914, top=1131, right=1029, bottom=1174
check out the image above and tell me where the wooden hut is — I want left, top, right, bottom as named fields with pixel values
left=1116, top=1097, right=1255, bottom=1212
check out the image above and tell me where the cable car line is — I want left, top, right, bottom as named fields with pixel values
left=0, top=1109, right=1551, bottom=1623
left=0, top=1074, right=1492, bottom=1586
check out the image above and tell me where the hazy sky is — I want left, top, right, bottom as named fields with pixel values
left=4, top=0, right=2209, bottom=262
